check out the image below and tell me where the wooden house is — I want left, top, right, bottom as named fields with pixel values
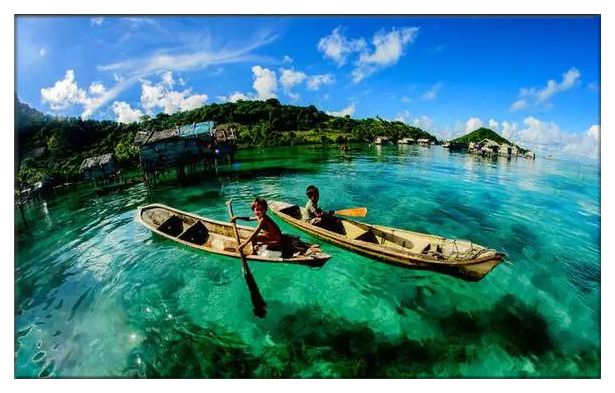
left=417, top=138, right=430, bottom=147
left=374, top=136, right=390, bottom=145
left=499, top=143, right=512, bottom=157
left=398, top=137, right=415, bottom=144
left=134, top=121, right=216, bottom=174
left=79, top=153, right=117, bottom=181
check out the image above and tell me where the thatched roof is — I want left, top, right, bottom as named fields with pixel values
left=80, top=153, right=114, bottom=171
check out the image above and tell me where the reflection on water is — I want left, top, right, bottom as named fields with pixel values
left=15, top=145, right=600, bottom=377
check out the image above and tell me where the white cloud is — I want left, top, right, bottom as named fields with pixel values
left=227, top=91, right=251, bottom=102
left=510, top=68, right=581, bottom=111
left=90, top=17, right=104, bottom=26
left=513, top=117, right=599, bottom=159
left=40, top=70, right=130, bottom=118
left=412, top=115, right=435, bottom=131
left=39, top=47, right=47, bottom=57
left=88, top=82, right=106, bottom=95
left=279, top=68, right=306, bottom=92
left=587, top=124, right=600, bottom=141
left=251, top=65, right=277, bottom=99
left=112, top=101, right=143, bottom=123
left=510, top=99, right=528, bottom=111
left=306, top=74, right=334, bottom=90
left=317, top=27, right=366, bottom=67
left=140, top=71, right=208, bottom=115
left=488, top=119, right=499, bottom=131
left=352, top=27, right=420, bottom=82
left=420, top=82, right=443, bottom=101
left=282, top=55, right=293, bottom=64
left=161, top=71, right=174, bottom=88
left=97, top=32, right=277, bottom=76
left=465, top=117, right=483, bottom=133
left=395, top=110, right=411, bottom=123
left=395, top=111, right=435, bottom=132
left=41, top=70, right=87, bottom=110
left=327, top=102, right=356, bottom=117
left=473, top=116, right=599, bottom=160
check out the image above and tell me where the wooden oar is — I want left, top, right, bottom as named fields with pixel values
left=226, top=199, right=267, bottom=318
left=335, top=207, right=368, bottom=217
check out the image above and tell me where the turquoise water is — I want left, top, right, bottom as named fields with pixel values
left=15, top=145, right=600, bottom=378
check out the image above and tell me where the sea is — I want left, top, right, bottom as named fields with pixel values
left=14, top=144, right=600, bottom=378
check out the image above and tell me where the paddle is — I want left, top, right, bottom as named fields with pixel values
left=334, top=207, right=368, bottom=217
left=226, top=199, right=267, bottom=318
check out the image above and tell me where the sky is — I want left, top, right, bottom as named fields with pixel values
left=15, top=15, right=600, bottom=160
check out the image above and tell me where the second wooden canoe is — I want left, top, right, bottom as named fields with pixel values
left=269, top=201, right=504, bottom=280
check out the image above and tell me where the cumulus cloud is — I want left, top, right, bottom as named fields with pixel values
left=41, top=70, right=87, bottom=110
left=88, top=82, right=106, bottom=95
left=40, top=69, right=131, bottom=118
left=90, top=17, right=104, bottom=26
left=161, top=70, right=174, bottom=88
left=318, top=26, right=420, bottom=82
left=282, top=55, right=293, bottom=64
left=510, top=68, right=581, bottom=111
left=488, top=118, right=499, bottom=131
left=317, top=27, right=366, bottom=66
left=279, top=68, right=306, bottom=93
left=327, top=102, right=356, bottom=117
left=420, top=83, right=443, bottom=101
left=352, top=27, right=420, bottom=82
left=306, top=74, right=334, bottom=90
left=140, top=71, right=207, bottom=115
left=469, top=115, right=599, bottom=160
left=512, top=117, right=599, bottom=159
left=464, top=117, right=483, bottom=133
left=251, top=65, right=277, bottom=99
left=112, top=101, right=143, bottom=123
left=412, top=115, right=435, bottom=131
left=225, top=91, right=251, bottom=102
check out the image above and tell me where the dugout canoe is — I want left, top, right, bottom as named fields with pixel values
left=136, top=203, right=330, bottom=267
left=269, top=201, right=504, bottom=280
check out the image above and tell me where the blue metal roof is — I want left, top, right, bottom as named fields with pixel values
left=178, top=121, right=214, bottom=137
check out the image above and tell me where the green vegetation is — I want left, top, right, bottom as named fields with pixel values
left=451, top=127, right=527, bottom=153
left=16, top=96, right=436, bottom=186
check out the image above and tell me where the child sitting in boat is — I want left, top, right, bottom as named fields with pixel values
left=302, top=185, right=335, bottom=227
left=231, top=197, right=283, bottom=254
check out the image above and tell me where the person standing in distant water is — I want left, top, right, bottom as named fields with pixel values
left=231, top=197, right=283, bottom=253
left=302, top=185, right=335, bottom=226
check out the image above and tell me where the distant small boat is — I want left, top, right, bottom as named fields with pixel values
left=269, top=201, right=504, bottom=281
left=136, top=203, right=330, bottom=267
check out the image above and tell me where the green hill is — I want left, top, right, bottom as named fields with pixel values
left=15, top=97, right=437, bottom=186
left=451, top=127, right=527, bottom=152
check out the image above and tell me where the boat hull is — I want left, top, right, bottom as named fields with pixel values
left=136, top=203, right=330, bottom=267
left=269, top=201, right=503, bottom=280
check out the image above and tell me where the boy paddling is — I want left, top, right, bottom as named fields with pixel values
left=231, top=197, right=283, bottom=253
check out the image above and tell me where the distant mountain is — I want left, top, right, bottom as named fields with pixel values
left=451, top=127, right=526, bottom=152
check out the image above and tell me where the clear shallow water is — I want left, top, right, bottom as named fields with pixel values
left=15, top=145, right=600, bottom=378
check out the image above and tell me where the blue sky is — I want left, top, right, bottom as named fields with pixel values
left=15, top=16, right=600, bottom=159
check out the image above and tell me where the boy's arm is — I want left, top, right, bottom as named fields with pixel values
left=239, top=220, right=263, bottom=250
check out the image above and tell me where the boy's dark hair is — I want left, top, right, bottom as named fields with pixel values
left=251, top=197, right=268, bottom=210
left=306, top=185, right=319, bottom=197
